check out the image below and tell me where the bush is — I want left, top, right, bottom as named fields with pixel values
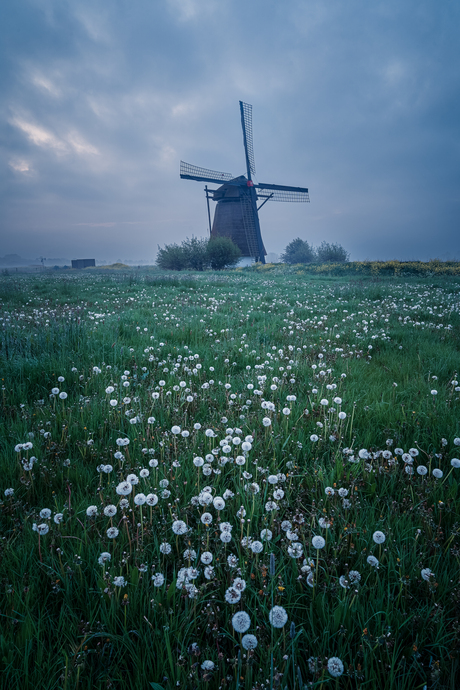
left=280, top=238, right=316, bottom=264
left=206, top=237, right=241, bottom=270
left=182, top=237, right=210, bottom=271
left=156, top=243, right=189, bottom=271
left=156, top=236, right=241, bottom=271
left=316, top=241, right=349, bottom=263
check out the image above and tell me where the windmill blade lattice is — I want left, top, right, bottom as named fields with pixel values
left=180, top=161, right=233, bottom=184
left=239, top=101, right=256, bottom=178
left=256, top=183, right=310, bottom=203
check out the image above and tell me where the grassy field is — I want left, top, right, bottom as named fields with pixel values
left=1, top=267, right=460, bottom=690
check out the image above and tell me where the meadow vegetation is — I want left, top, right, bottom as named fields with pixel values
left=1, top=267, right=460, bottom=689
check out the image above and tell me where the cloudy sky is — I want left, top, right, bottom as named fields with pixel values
left=1, top=0, right=459, bottom=262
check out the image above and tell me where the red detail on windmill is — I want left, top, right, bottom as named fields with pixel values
left=247, top=180, right=254, bottom=187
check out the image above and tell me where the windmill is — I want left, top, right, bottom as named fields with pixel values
left=180, top=101, right=309, bottom=264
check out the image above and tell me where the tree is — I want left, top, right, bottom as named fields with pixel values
left=182, top=236, right=210, bottom=271
left=280, top=238, right=315, bottom=264
left=156, top=243, right=189, bottom=271
left=316, top=241, right=349, bottom=263
left=206, top=237, right=241, bottom=270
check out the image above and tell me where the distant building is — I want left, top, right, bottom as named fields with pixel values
left=71, top=259, right=96, bottom=269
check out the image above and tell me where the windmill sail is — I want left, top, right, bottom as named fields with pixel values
left=239, top=101, right=256, bottom=179
left=180, top=161, right=233, bottom=184
left=256, top=182, right=310, bottom=203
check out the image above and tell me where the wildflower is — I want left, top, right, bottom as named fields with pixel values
left=152, top=573, right=165, bottom=586
left=172, top=520, right=187, bottom=536
left=126, top=474, right=139, bottom=485
left=148, top=458, right=158, bottom=468
left=338, top=411, right=347, bottom=419
left=213, top=496, right=225, bottom=510
left=139, top=469, right=149, bottom=478
left=113, top=576, right=126, bottom=587
left=225, top=587, right=241, bottom=604
left=421, top=568, right=434, bottom=581
left=251, top=540, right=263, bottom=554
left=145, top=493, right=158, bottom=506
left=37, top=524, right=49, bottom=535
left=200, top=551, right=213, bottom=564
left=417, top=465, right=428, bottom=476
left=107, top=527, right=119, bottom=538
left=51, top=388, right=59, bottom=395
left=232, top=611, right=251, bottom=633
left=327, top=657, right=344, bottom=677
left=288, top=542, right=303, bottom=558
left=201, top=512, right=213, bottom=525
left=193, top=456, right=204, bottom=467
left=269, top=605, right=288, bottom=628
left=432, top=468, right=443, bottom=478
left=310, top=434, right=319, bottom=442
left=59, top=392, right=68, bottom=400
left=325, top=486, right=335, bottom=496
left=312, top=536, right=326, bottom=549
left=349, top=570, right=361, bottom=583
left=227, top=554, right=238, bottom=568
left=86, top=505, right=98, bottom=517
left=159, top=542, right=172, bottom=554
left=261, top=528, right=273, bottom=541
left=338, top=488, right=348, bottom=497
left=54, top=513, right=63, bottom=524
left=451, top=458, right=460, bottom=468
left=201, top=660, right=215, bottom=671
left=241, top=634, right=258, bottom=650
left=320, top=399, right=329, bottom=406
left=431, top=389, right=438, bottom=395
left=373, top=531, right=386, bottom=544
left=40, top=508, right=52, bottom=519
left=98, top=552, right=111, bottom=565
left=116, top=481, right=132, bottom=496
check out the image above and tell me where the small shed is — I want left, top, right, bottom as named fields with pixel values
left=71, top=259, right=96, bottom=269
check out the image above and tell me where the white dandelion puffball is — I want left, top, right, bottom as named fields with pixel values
left=152, top=573, right=165, bottom=587
left=421, top=568, right=434, bottom=581
left=310, top=434, right=319, bottom=442
left=327, top=657, right=344, bottom=677
left=201, top=660, right=215, bottom=671
left=200, top=551, right=213, bottom=564
left=145, top=493, right=158, bottom=506
left=113, top=576, right=126, bottom=587
left=432, top=468, right=443, bottom=479
left=416, top=465, right=428, bottom=476
left=451, top=458, right=460, bottom=468
left=262, top=417, right=271, bottom=427
left=98, top=552, right=111, bottom=565
left=241, top=634, right=258, bottom=650
left=250, top=540, right=263, bottom=554
left=134, top=493, right=146, bottom=505
left=59, top=392, right=68, bottom=400
left=232, top=611, right=251, bottom=633
left=338, top=411, right=347, bottom=419
left=431, top=389, right=438, bottom=395
left=104, top=505, right=117, bottom=517
left=373, top=530, right=386, bottom=544
left=40, top=508, right=52, bottom=519
left=37, top=523, right=49, bottom=535
left=201, top=512, right=212, bottom=525
left=116, top=481, right=132, bottom=496
left=312, top=536, right=326, bottom=549
left=320, top=399, right=329, bottom=406
left=213, top=496, right=225, bottom=510
left=367, top=555, right=379, bottom=567
left=107, top=527, right=119, bottom=538
left=86, top=505, right=98, bottom=517
left=171, top=425, right=181, bottom=434
left=172, top=520, right=188, bottom=535
left=269, top=605, right=288, bottom=628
